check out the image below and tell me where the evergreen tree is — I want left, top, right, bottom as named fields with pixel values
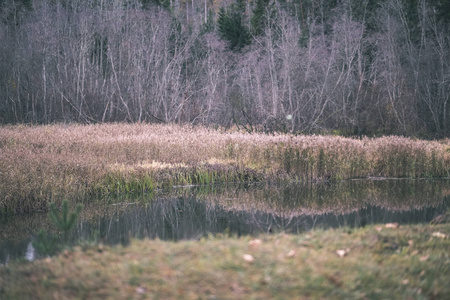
left=251, top=0, right=271, bottom=36
left=0, top=0, right=33, bottom=26
left=140, top=0, right=170, bottom=10
left=217, top=0, right=251, bottom=51
left=48, top=200, right=83, bottom=243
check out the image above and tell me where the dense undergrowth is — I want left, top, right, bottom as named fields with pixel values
left=1, top=123, right=449, bottom=213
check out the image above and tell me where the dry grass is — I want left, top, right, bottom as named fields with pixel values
left=1, top=123, right=449, bottom=213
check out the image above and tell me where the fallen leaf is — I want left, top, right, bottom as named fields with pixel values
left=286, top=250, right=296, bottom=258
left=263, top=276, right=272, bottom=284
left=431, top=232, right=447, bottom=239
left=336, top=250, right=346, bottom=258
left=419, top=255, right=429, bottom=262
left=248, top=239, right=262, bottom=248
left=243, top=254, right=254, bottom=262
left=335, top=248, right=350, bottom=258
left=385, top=223, right=399, bottom=229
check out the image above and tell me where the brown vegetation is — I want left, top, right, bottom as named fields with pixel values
left=1, top=123, right=449, bottom=213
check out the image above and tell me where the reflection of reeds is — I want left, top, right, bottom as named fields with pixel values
left=1, top=124, right=449, bottom=213
left=200, top=180, right=449, bottom=217
left=89, top=180, right=449, bottom=220
left=65, top=181, right=450, bottom=246
left=1, top=180, right=447, bottom=263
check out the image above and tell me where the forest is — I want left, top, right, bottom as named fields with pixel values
left=0, top=0, right=449, bottom=138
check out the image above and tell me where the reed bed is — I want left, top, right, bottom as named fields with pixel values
left=1, top=123, right=449, bottom=213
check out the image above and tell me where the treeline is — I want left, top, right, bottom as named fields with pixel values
left=0, top=0, right=449, bottom=137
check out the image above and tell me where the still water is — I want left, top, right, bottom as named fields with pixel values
left=1, top=179, right=448, bottom=264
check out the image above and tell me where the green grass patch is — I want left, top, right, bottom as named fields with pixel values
left=1, top=223, right=448, bottom=299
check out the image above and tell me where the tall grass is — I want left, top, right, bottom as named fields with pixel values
left=1, top=123, right=449, bottom=213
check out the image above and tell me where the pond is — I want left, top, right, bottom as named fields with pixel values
left=1, top=179, right=448, bottom=264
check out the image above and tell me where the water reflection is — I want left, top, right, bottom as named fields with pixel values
left=77, top=198, right=446, bottom=243
left=1, top=179, right=449, bottom=264
left=25, top=242, right=35, bottom=261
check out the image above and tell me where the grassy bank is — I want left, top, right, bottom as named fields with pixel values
left=1, top=222, right=449, bottom=299
left=1, top=123, right=449, bottom=213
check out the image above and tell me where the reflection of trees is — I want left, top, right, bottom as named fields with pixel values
left=1, top=180, right=448, bottom=264
left=72, top=180, right=448, bottom=245
left=0, top=239, right=32, bottom=265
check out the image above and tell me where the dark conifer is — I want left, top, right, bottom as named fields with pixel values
left=217, top=1, right=251, bottom=51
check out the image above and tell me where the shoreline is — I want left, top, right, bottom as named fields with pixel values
left=1, top=123, right=449, bottom=213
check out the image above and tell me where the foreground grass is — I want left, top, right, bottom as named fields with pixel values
left=0, top=223, right=449, bottom=299
left=1, top=123, right=449, bottom=213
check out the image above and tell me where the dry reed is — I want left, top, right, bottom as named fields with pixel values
left=1, top=123, right=449, bottom=213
